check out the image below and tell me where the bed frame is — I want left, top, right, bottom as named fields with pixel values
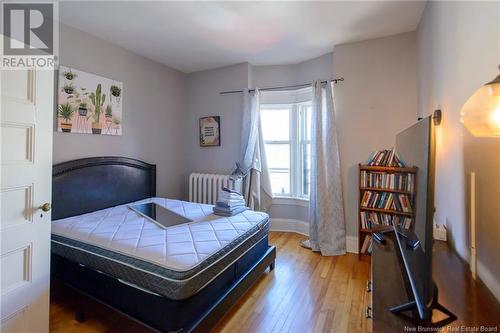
left=51, top=156, right=276, bottom=332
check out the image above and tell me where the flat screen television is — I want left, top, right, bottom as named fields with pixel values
left=394, top=116, right=435, bottom=319
left=392, top=115, right=455, bottom=323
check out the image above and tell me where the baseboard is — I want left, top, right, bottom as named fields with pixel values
left=269, top=218, right=309, bottom=236
left=477, top=259, right=500, bottom=302
left=269, top=218, right=359, bottom=254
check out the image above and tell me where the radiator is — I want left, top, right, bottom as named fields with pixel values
left=188, top=173, right=242, bottom=205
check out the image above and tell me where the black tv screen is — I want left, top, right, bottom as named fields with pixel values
left=396, top=116, right=435, bottom=253
left=395, top=115, right=436, bottom=318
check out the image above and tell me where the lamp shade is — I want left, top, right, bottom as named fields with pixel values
left=461, top=74, right=500, bottom=137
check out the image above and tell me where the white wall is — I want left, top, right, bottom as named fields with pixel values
left=183, top=63, right=249, bottom=193
left=333, top=32, right=418, bottom=238
left=54, top=24, right=188, bottom=198
left=252, top=52, right=333, bottom=88
left=417, top=1, right=500, bottom=299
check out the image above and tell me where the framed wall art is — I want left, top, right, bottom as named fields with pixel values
left=199, top=116, right=221, bottom=147
left=57, top=66, right=123, bottom=136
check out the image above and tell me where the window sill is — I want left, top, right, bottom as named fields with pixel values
left=271, top=196, right=309, bottom=208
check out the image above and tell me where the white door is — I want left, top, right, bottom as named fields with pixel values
left=0, top=67, right=54, bottom=332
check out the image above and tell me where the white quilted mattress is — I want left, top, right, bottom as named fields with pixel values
left=51, top=197, right=269, bottom=272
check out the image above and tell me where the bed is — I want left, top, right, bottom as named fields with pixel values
left=51, top=156, right=276, bottom=332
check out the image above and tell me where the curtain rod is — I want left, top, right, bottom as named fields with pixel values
left=219, top=77, right=344, bottom=95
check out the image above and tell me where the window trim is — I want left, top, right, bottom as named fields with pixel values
left=261, top=101, right=312, bottom=199
left=272, top=196, right=309, bottom=207
left=297, top=103, right=312, bottom=199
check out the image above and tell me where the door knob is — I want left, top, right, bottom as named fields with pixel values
left=39, top=203, right=51, bottom=212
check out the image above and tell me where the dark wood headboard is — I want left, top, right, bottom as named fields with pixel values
left=52, top=156, right=156, bottom=220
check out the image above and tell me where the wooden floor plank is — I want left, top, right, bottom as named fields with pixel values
left=49, top=232, right=498, bottom=333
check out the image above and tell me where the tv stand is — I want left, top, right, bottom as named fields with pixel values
left=389, top=282, right=457, bottom=327
left=389, top=300, right=417, bottom=313
left=371, top=232, right=457, bottom=332
left=377, top=226, right=409, bottom=238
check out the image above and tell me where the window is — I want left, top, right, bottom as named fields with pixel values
left=261, top=101, right=311, bottom=198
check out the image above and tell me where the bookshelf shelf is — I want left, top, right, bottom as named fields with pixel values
left=360, top=226, right=393, bottom=234
left=360, top=165, right=418, bottom=173
left=360, top=207, right=413, bottom=217
left=360, top=187, right=412, bottom=195
left=358, top=161, right=418, bottom=259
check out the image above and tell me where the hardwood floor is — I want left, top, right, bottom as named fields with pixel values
left=212, top=232, right=371, bottom=333
left=49, top=232, right=372, bottom=333
left=49, top=231, right=500, bottom=332
left=432, top=241, right=500, bottom=328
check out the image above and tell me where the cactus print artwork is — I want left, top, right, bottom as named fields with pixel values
left=57, top=66, right=123, bottom=136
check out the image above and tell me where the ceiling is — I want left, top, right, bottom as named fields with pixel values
left=59, top=1, right=426, bottom=73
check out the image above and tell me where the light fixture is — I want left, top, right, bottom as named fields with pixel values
left=433, top=109, right=442, bottom=126
left=461, top=69, right=500, bottom=137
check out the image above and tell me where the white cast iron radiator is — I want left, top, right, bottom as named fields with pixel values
left=188, top=173, right=242, bottom=205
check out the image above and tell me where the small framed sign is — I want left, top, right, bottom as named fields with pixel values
left=199, top=116, right=221, bottom=147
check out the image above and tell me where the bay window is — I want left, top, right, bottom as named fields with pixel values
left=260, top=96, right=312, bottom=199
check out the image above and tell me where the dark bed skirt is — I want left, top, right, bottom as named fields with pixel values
left=51, top=235, right=276, bottom=333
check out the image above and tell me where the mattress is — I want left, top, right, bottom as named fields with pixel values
left=51, top=197, right=269, bottom=300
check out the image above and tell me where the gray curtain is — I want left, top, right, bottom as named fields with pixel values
left=304, top=80, right=346, bottom=256
left=238, top=89, right=272, bottom=211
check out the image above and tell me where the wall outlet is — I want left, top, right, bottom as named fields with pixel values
left=433, top=223, right=447, bottom=241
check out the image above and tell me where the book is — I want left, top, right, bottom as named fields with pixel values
left=366, top=148, right=405, bottom=167
left=360, top=212, right=413, bottom=230
left=360, top=171, right=414, bottom=192
left=360, top=191, right=412, bottom=215
left=361, top=235, right=372, bottom=253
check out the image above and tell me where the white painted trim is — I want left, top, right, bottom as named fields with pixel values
left=469, top=172, right=477, bottom=280
left=346, top=236, right=358, bottom=254
left=434, top=216, right=497, bottom=301
left=269, top=218, right=309, bottom=236
left=477, top=259, right=500, bottom=302
left=260, top=87, right=312, bottom=104
left=271, top=197, right=309, bottom=208
left=269, top=218, right=359, bottom=254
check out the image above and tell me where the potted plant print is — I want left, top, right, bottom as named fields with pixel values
left=58, top=102, right=75, bottom=133
left=105, top=105, right=113, bottom=120
left=62, top=83, right=75, bottom=95
left=80, top=87, right=88, bottom=99
left=89, top=84, right=106, bottom=134
left=78, top=102, right=88, bottom=116
left=110, top=85, right=121, bottom=103
left=112, top=116, right=121, bottom=135
left=103, top=105, right=113, bottom=134
left=110, top=85, right=121, bottom=97
left=62, top=70, right=77, bottom=80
